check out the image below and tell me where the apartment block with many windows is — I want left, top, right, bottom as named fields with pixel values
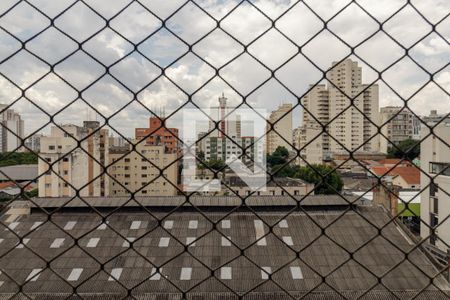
left=300, top=59, right=380, bottom=164
left=379, top=106, right=419, bottom=153
left=108, top=143, right=178, bottom=196
left=38, top=121, right=109, bottom=197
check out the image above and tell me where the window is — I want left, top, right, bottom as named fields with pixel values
left=49, top=145, right=55, bottom=150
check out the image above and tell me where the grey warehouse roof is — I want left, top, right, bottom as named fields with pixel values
left=30, top=195, right=370, bottom=211
left=0, top=164, right=38, bottom=182
left=0, top=199, right=448, bottom=299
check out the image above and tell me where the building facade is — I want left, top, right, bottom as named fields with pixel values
left=422, top=110, right=450, bottom=125
left=0, top=104, right=24, bottom=152
left=135, top=117, right=179, bottom=153
left=38, top=121, right=109, bottom=197
left=267, top=103, right=293, bottom=154
left=301, top=59, right=380, bottom=164
left=379, top=106, right=419, bottom=153
left=24, top=133, right=43, bottom=153
left=108, top=143, right=178, bottom=196
left=420, top=123, right=450, bottom=253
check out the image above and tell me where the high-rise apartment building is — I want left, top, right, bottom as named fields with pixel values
left=301, top=59, right=380, bottom=163
left=267, top=103, right=293, bottom=154
left=38, top=121, right=109, bottom=197
left=108, top=143, right=178, bottom=196
left=420, top=123, right=450, bottom=253
left=379, top=106, right=419, bottom=153
left=0, top=104, right=24, bottom=152
left=135, top=117, right=179, bottom=153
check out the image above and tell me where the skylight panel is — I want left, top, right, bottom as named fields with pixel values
left=26, top=269, right=42, bottom=282
left=150, top=268, right=161, bottom=280
left=220, top=267, right=232, bottom=280
left=50, top=238, right=65, bottom=248
left=188, top=220, right=198, bottom=229
left=282, top=236, right=294, bottom=246
left=221, top=219, right=231, bottom=229
left=290, top=266, right=303, bottom=279
left=186, top=237, right=196, bottom=246
left=279, top=220, right=288, bottom=228
left=7, top=222, right=19, bottom=230
left=130, top=221, right=141, bottom=230
left=122, top=237, right=135, bottom=247
left=261, top=267, right=271, bottom=280
left=16, top=238, right=30, bottom=248
left=180, top=267, right=192, bottom=280
left=30, top=221, right=43, bottom=230
left=108, top=268, right=123, bottom=281
left=67, top=268, right=83, bottom=281
left=221, top=236, right=231, bottom=247
left=86, top=237, right=100, bottom=248
left=159, top=237, right=170, bottom=247
left=63, top=221, right=76, bottom=230
left=164, top=220, right=173, bottom=229
left=254, top=220, right=267, bottom=246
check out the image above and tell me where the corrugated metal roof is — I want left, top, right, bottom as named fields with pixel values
left=0, top=165, right=38, bottom=181
left=29, top=195, right=368, bottom=210
left=0, top=207, right=448, bottom=298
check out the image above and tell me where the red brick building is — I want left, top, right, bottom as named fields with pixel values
left=135, top=117, right=179, bottom=153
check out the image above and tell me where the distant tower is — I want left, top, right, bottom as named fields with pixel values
left=218, top=93, right=227, bottom=138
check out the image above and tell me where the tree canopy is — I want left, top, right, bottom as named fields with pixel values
left=0, top=152, right=38, bottom=167
left=387, top=138, right=420, bottom=160
left=293, top=164, right=343, bottom=195
left=267, top=146, right=289, bottom=167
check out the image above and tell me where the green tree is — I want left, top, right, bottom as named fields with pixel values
left=267, top=146, right=289, bottom=167
left=205, top=159, right=226, bottom=171
left=271, top=164, right=299, bottom=178
left=293, top=164, right=343, bottom=195
left=0, top=152, right=38, bottom=167
left=25, top=189, right=39, bottom=198
left=387, top=138, right=420, bottom=160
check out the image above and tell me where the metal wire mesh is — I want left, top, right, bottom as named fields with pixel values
left=0, top=0, right=449, bottom=299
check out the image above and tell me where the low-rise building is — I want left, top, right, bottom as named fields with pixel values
left=370, top=165, right=420, bottom=190
left=225, top=176, right=314, bottom=196
left=108, top=142, right=178, bottom=196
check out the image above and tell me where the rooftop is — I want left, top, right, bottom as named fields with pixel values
left=370, top=166, right=420, bottom=185
left=0, top=165, right=38, bottom=182
left=0, top=196, right=448, bottom=298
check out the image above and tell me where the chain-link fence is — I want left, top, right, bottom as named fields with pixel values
left=0, top=0, right=449, bottom=299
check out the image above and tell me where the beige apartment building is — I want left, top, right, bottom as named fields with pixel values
left=38, top=121, right=109, bottom=197
left=421, top=123, right=450, bottom=253
left=267, top=103, right=293, bottom=154
left=380, top=106, right=419, bottom=153
left=108, top=142, right=178, bottom=196
left=300, top=59, right=380, bottom=164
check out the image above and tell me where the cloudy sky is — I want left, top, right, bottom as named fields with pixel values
left=0, top=0, right=448, bottom=139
